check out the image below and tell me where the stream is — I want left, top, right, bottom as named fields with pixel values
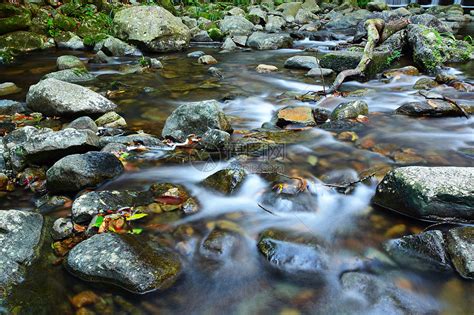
left=1, top=33, right=473, bottom=314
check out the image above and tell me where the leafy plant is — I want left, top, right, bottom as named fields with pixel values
left=386, top=50, right=402, bottom=66
left=357, top=0, right=369, bottom=8
left=46, top=17, right=60, bottom=37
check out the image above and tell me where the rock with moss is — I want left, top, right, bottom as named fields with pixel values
left=43, top=69, right=96, bottom=83
left=207, top=27, right=224, bottom=41
left=113, top=6, right=190, bottom=52
left=265, top=15, right=286, bottom=33
left=94, top=36, right=141, bottom=57
left=56, top=33, right=85, bottom=50
left=56, top=55, right=84, bottom=70
left=257, top=229, right=329, bottom=275
left=53, top=14, right=77, bottom=32
left=395, top=100, right=472, bottom=117
left=202, top=167, right=246, bottom=195
left=219, top=15, right=254, bottom=36
left=407, top=24, right=472, bottom=74
left=200, top=227, right=242, bottom=260
left=247, top=7, right=267, bottom=25
left=0, top=4, right=31, bottom=35
left=65, top=233, right=182, bottom=294
left=0, top=31, right=47, bottom=53
left=276, top=2, right=303, bottom=22
left=373, top=166, right=474, bottom=223
left=247, top=32, right=293, bottom=50
left=383, top=230, right=452, bottom=273
left=331, top=100, right=368, bottom=120
left=446, top=226, right=473, bottom=279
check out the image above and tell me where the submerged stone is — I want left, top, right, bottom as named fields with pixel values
left=56, top=55, right=85, bottom=70
left=331, top=100, right=368, bottom=120
left=65, top=233, right=182, bottom=294
left=284, top=56, right=318, bottom=69
left=446, top=226, right=473, bottom=279
left=273, top=105, right=316, bottom=127
left=373, top=166, right=474, bottom=223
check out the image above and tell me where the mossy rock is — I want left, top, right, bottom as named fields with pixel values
left=0, top=6, right=31, bottom=35
left=157, top=0, right=177, bottom=16
left=0, top=31, right=47, bottom=53
left=76, top=12, right=111, bottom=38
left=207, top=27, right=223, bottom=41
left=53, top=14, right=77, bottom=32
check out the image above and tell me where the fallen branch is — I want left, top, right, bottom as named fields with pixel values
left=323, top=172, right=376, bottom=194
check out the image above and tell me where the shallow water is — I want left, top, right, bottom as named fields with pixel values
left=1, top=34, right=474, bottom=314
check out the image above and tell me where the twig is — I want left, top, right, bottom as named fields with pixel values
left=322, top=173, right=376, bottom=190
left=257, top=203, right=278, bottom=216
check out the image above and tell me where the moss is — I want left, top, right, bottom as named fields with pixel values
left=76, top=12, right=112, bottom=38
left=0, top=31, right=46, bottom=53
left=53, top=14, right=77, bottom=32
left=207, top=27, right=223, bottom=41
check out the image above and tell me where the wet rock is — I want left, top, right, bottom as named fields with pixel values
left=26, top=78, right=117, bottom=117
left=325, top=10, right=371, bottom=31
left=46, top=152, right=124, bottom=193
left=162, top=100, right=232, bottom=142
left=383, top=230, right=452, bottom=273
left=149, top=58, right=163, bottom=69
left=256, top=64, right=278, bottom=73
left=4, top=127, right=100, bottom=171
left=95, top=111, right=127, bottom=129
left=435, top=72, right=457, bottom=84
left=94, top=36, right=140, bottom=57
left=231, top=35, right=248, bottom=47
left=43, top=69, right=96, bottom=84
left=208, top=67, right=223, bottom=79
left=446, top=227, right=473, bottom=279
left=65, top=233, right=182, bottom=294
left=305, top=67, right=334, bottom=77
left=407, top=24, right=471, bottom=74
left=331, top=100, right=368, bottom=120
left=409, top=14, right=452, bottom=33
left=72, top=190, right=151, bottom=223
left=65, top=116, right=98, bottom=132
left=202, top=167, right=246, bottom=194
left=57, top=55, right=84, bottom=70
left=192, top=30, right=213, bottom=42
left=200, top=227, right=241, bottom=260
left=99, top=133, right=164, bottom=148
left=0, top=82, right=21, bottom=96
left=273, top=105, right=316, bottom=127
left=198, top=55, right=218, bottom=65
left=247, top=32, right=293, bottom=50
left=201, top=128, right=230, bottom=149
left=221, top=37, right=237, bottom=51
left=382, top=66, right=420, bottom=78
left=113, top=6, right=190, bottom=52
left=265, top=15, right=286, bottom=33
left=374, top=166, right=474, bottom=223
left=340, top=272, right=439, bottom=314
left=0, top=4, right=31, bottom=35
left=89, top=51, right=114, bottom=64
left=56, top=34, right=85, bottom=50
left=284, top=55, right=318, bottom=69
left=0, top=210, right=43, bottom=288
left=0, top=99, right=26, bottom=115
left=51, top=217, right=74, bottom=241
left=295, top=9, right=317, bottom=24
left=413, top=78, right=438, bottom=90
left=395, top=100, right=468, bottom=117
left=367, top=1, right=389, bottom=12
left=257, top=229, right=329, bottom=275
left=187, top=51, right=205, bottom=58
left=219, top=16, right=254, bottom=36
left=0, top=31, right=47, bottom=53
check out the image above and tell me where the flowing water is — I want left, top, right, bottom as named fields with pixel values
left=1, top=34, right=473, bottom=314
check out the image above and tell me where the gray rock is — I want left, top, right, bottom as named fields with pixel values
left=257, top=229, right=329, bottom=275
left=207, top=67, right=223, bottom=78
left=0, top=100, right=26, bottom=115
left=277, top=2, right=303, bottom=21
left=56, top=55, right=84, bottom=70
left=446, top=226, right=473, bottom=279
left=192, top=30, right=213, bottom=42
left=46, top=152, right=124, bottom=193
left=65, top=116, right=98, bottom=132
left=89, top=51, right=114, bottom=64
left=374, top=167, right=474, bottom=223
left=0, top=210, right=43, bottom=288
left=219, top=16, right=254, bottom=36
left=149, top=58, right=163, bottom=69
left=72, top=190, right=151, bottom=223
left=221, top=37, right=237, bottom=51
left=340, top=272, right=439, bottom=314
left=26, top=78, right=117, bottom=117
left=413, top=77, right=438, bottom=90
left=3, top=127, right=100, bottom=171
left=248, top=7, right=267, bottom=24
left=95, top=111, right=127, bottom=128
left=409, top=14, right=452, bottom=33
left=395, top=100, right=469, bottom=117
left=295, top=9, right=317, bottom=24
left=56, top=35, right=84, bottom=50
left=265, top=15, right=286, bottom=33
left=325, top=10, right=371, bottom=30
left=305, top=67, right=334, bottom=77
left=367, top=1, right=389, bottom=12
left=227, top=7, right=245, bottom=17
left=113, top=6, right=190, bottom=52
left=202, top=167, right=246, bottom=194
left=383, top=230, right=452, bottom=273
left=181, top=16, right=198, bottom=29
left=331, top=100, right=368, bottom=120
left=43, top=69, right=96, bottom=83
left=162, top=100, right=232, bottom=142
left=232, top=35, right=248, bottom=47
left=99, top=133, right=164, bottom=148
left=246, top=32, right=293, bottom=50
left=51, top=217, right=73, bottom=241
left=198, top=55, right=218, bottom=65
left=94, top=36, right=140, bottom=56
left=201, top=128, right=229, bottom=149
left=200, top=228, right=241, bottom=260
left=187, top=51, right=206, bottom=58
left=65, top=233, right=182, bottom=294
left=284, top=55, right=318, bottom=69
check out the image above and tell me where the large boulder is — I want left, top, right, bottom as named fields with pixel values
left=65, top=233, right=182, bottom=294
left=46, top=152, right=124, bottom=193
left=407, top=24, right=472, bottom=74
left=446, top=226, right=473, bottom=279
left=113, top=6, right=190, bottom=52
left=162, top=100, right=232, bottom=143
left=284, top=55, right=318, bottom=69
left=26, top=78, right=117, bottom=117
left=56, top=55, right=84, bottom=70
left=373, top=167, right=474, bottom=223
left=3, top=127, right=100, bottom=171
left=0, top=210, right=43, bottom=289
left=331, top=100, right=368, bottom=120
left=219, top=16, right=254, bottom=36
left=265, top=15, right=286, bottom=33
left=0, top=31, right=47, bottom=53
left=383, top=230, right=452, bottom=273
left=94, top=36, right=141, bottom=57
left=246, top=32, right=293, bottom=50
left=42, top=69, right=96, bottom=83
left=395, top=100, right=472, bottom=117
left=0, top=4, right=31, bottom=35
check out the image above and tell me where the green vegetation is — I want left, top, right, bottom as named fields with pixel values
left=386, top=50, right=402, bottom=66
left=357, top=0, right=369, bottom=8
